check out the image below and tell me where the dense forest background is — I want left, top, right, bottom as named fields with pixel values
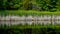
left=0, top=0, right=60, bottom=11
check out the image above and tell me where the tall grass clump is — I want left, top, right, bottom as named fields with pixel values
left=0, top=10, right=60, bottom=16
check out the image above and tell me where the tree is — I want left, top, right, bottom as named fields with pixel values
left=36, top=0, right=57, bottom=11
left=6, top=0, right=22, bottom=10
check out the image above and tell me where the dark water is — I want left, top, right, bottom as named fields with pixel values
left=0, top=21, right=60, bottom=26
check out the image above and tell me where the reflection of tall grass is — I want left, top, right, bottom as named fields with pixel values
left=0, top=24, right=9, bottom=28
left=0, top=23, right=60, bottom=34
left=0, top=23, right=60, bottom=29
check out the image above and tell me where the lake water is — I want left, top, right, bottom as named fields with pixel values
left=0, top=15, right=60, bottom=26
left=0, top=20, right=60, bottom=26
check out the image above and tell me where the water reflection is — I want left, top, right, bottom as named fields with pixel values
left=0, top=21, right=60, bottom=26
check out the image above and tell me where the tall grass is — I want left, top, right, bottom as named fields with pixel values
left=0, top=10, right=60, bottom=16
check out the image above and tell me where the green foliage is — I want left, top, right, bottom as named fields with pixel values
left=6, top=0, right=22, bottom=10
left=36, top=0, right=57, bottom=11
left=0, top=0, right=22, bottom=10
left=56, top=0, right=60, bottom=11
left=0, top=0, right=60, bottom=11
left=22, top=0, right=33, bottom=10
left=0, top=0, right=7, bottom=9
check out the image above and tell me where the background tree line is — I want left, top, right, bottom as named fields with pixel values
left=0, top=0, right=60, bottom=11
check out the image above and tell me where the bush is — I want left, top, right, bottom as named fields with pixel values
left=36, top=0, right=57, bottom=11
left=0, top=0, right=60, bottom=11
left=0, top=0, right=22, bottom=10
left=6, top=0, right=22, bottom=10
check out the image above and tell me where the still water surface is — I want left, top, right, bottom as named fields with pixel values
left=0, top=21, right=60, bottom=26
